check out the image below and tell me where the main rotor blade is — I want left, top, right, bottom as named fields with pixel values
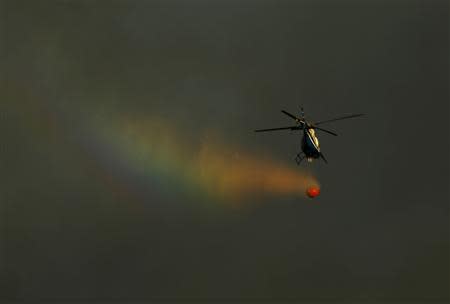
left=281, top=110, right=301, bottom=122
left=312, top=126, right=338, bottom=136
left=254, top=126, right=302, bottom=132
left=314, top=114, right=364, bottom=125
left=319, top=152, right=328, bottom=164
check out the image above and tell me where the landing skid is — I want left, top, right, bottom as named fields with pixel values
left=295, top=153, right=316, bottom=165
left=295, top=153, right=305, bottom=165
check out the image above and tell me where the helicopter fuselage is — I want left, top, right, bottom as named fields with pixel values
left=301, top=128, right=321, bottom=162
left=254, top=108, right=364, bottom=165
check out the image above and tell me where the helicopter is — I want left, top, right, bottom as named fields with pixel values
left=254, top=108, right=364, bottom=164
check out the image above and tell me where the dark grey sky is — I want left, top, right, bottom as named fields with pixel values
left=1, top=0, right=449, bottom=303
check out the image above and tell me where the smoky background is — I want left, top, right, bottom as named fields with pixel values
left=0, top=0, right=448, bottom=303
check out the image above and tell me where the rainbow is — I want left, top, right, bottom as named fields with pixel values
left=83, top=113, right=319, bottom=203
left=5, top=82, right=319, bottom=204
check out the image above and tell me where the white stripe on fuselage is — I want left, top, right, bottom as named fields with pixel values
left=306, top=129, right=320, bottom=151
